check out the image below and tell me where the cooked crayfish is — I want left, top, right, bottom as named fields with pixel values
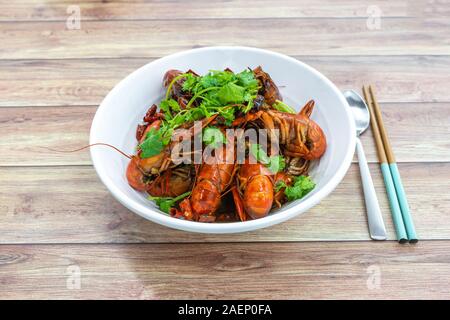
left=126, top=103, right=216, bottom=196
left=126, top=119, right=172, bottom=191
left=126, top=119, right=171, bottom=192
left=147, top=166, right=193, bottom=198
left=267, top=100, right=326, bottom=160
left=234, top=100, right=326, bottom=160
left=172, top=137, right=236, bottom=222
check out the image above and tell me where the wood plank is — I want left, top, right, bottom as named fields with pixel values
left=0, top=0, right=446, bottom=301
left=0, top=163, right=448, bottom=243
left=1, top=56, right=450, bottom=107
left=0, top=59, right=137, bottom=107
left=1, top=242, right=449, bottom=299
left=0, top=18, right=449, bottom=60
left=0, top=0, right=415, bottom=21
left=2, top=0, right=449, bottom=21
left=1, top=102, right=448, bottom=166
left=0, top=107, right=93, bottom=166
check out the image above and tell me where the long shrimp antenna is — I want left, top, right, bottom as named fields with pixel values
left=39, top=143, right=132, bottom=159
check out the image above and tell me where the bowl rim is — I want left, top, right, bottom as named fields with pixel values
left=90, top=46, right=356, bottom=234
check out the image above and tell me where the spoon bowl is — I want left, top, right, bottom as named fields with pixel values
left=344, top=90, right=370, bottom=136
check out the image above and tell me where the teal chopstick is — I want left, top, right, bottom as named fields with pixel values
left=367, top=85, right=418, bottom=243
left=380, top=163, right=407, bottom=242
left=389, top=163, right=418, bottom=243
left=363, top=86, right=409, bottom=243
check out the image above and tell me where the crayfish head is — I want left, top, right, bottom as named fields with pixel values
left=126, top=156, right=148, bottom=191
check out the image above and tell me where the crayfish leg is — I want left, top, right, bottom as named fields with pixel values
left=231, top=187, right=248, bottom=222
left=171, top=198, right=196, bottom=221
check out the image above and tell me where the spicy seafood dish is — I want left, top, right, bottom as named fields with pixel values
left=126, top=66, right=327, bottom=222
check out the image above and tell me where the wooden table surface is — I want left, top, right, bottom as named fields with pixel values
left=0, top=0, right=449, bottom=299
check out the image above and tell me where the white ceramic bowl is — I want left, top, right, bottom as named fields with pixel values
left=90, top=46, right=355, bottom=233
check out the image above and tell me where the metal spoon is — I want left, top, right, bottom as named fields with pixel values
left=344, top=90, right=387, bottom=240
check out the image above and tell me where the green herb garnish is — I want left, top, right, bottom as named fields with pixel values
left=159, top=98, right=180, bottom=120
left=139, top=69, right=260, bottom=159
left=249, top=144, right=286, bottom=173
left=139, top=128, right=165, bottom=158
left=275, top=176, right=315, bottom=201
left=273, top=100, right=296, bottom=114
left=203, top=127, right=226, bottom=149
left=148, top=191, right=191, bottom=213
left=182, top=69, right=260, bottom=120
left=267, top=155, right=286, bottom=173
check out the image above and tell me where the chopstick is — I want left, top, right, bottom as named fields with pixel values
left=362, top=85, right=418, bottom=243
left=362, top=87, right=407, bottom=243
left=368, top=86, right=418, bottom=243
left=362, top=87, right=407, bottom=242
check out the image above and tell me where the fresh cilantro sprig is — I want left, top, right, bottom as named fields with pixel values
left=203, top=127, right=226, bottom=149
left=182, top=69, right=260, bottom=122
left=159, top=98, right=180, bottom=120
left=148, top=191, right=191, bottom=213
left=139, top=128, right=165, bottom=158
left=275, top=176, right=315, bottom=201
left=249, top=144, right=286, bottom=173
left=138, top=100, right=188, bottom=158
left=139, top=69, right=260, bottom=159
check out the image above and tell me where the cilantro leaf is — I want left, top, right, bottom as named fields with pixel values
left=217, top=82, right=246, bottom=104
left=249, top=144, right=285, bottom=173
left=203, top=127, right=226, bottom=149
left=181, top=73, right=197, bottom=92
left=250, top=143, right=270, bottom=164
left=186, top=107, right=208, bottom=122
left=201, top=70, right=234, bottom=88
left=273, top=100, right=296, bottom=114
left=168, top=111, right=187, bottom=128
left=218, top=107, right=236, bottom=125
left=139, top=128, right=164, bottom=158
left=160, top=98, right=180, bottom=113
left=236, top=69, right=259, bottom=88
left=281, top=176, right=315, bottom=202
left=267, top=155, right=286, bottom=173
left=159, top=98, right=181, bottom=121
left=148, top=191, right=191, bottom=213
left=182, top=69, right=258, bottom=115
left=275, top=180, right=286, bottom=192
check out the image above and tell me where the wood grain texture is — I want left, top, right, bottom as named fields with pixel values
left=2, top=0, right=449, bottom=22
left=1, top=102, right=448, bottom=166
left=0, top=18, right=449, bottom=60
left=0, top=163, right=448, bottom=244
left=1, top=0, right=449, bottom=300
left=0, top=0, right=414, bottom=21
left=2, top=56, right=450, bottom=107
left=1, top=242, right=450, bottom=299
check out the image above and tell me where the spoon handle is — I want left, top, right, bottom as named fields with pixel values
left=355, top=138, right=387, bottom=240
